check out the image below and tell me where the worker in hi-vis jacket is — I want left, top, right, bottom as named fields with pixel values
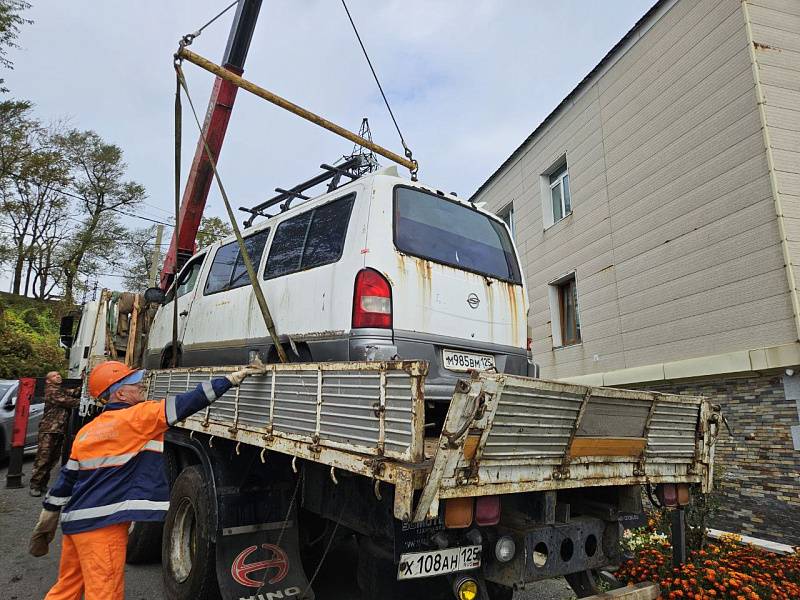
left=29, top=359, right=263, bottom=600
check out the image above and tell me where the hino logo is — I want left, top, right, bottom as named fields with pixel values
left=467, top=293, right=480, bottom=309
left=231, top=544, right=289, bottom=587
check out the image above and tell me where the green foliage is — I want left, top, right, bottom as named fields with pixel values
left=0, top=0, right=32, bottom=92
left=0, top=292, right=66, bottom=378
left=197, top=216, right=232, bottom=250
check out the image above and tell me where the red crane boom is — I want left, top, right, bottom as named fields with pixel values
left=160, top=0, right=262, bottom=290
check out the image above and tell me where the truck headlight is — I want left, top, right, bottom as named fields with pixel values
left=495, top=536, right=515, bottom=562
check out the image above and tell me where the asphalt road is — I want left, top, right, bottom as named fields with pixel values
left=0, top=456, right=573, bottom=600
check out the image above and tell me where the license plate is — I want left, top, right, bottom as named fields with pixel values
left=442, top=349, right=495, bottom=372
left=397, top=545, right=481, bottom=580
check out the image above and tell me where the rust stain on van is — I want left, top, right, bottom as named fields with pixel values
left=484, top=280, right=495, bottom=342
left=501, top=282, right=521, bottom=348
left=395, top=252, right=407, bottom=284
left=413, top=257, right=432, bottom=303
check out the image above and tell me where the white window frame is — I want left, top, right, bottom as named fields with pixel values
left=498, top=203, right=515, bottom=238
left=548, top=271, right=581, bottom=348
left=540, top=156, right=572, bottom=229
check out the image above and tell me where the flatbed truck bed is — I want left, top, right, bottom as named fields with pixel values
left=140, top=360, right=719, bottom=600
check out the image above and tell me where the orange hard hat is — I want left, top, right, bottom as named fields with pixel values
left=88, top=361, right=137, bottom=399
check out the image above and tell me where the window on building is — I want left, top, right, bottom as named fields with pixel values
left=498, top=203, right=515, bottom=238
left=541, top=157, right=572, bottom=228
left=265, top=193, right=355, bottom=279
left=204, top=229, right=270, bottom=295
left=548, top=273, right=581, bottom=347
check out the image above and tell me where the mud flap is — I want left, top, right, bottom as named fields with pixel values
left=216, top=502, right=313, bottom=600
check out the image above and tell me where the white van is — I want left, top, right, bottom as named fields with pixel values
left=145, top=166, right=532, bottom=407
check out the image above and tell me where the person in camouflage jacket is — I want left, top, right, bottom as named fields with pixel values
left=29, top=372, right=80, bottom=496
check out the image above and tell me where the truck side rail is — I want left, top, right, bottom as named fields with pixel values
left=145, top=363, right=720, bottom=523
left=146, top=361, right=427, bottom=462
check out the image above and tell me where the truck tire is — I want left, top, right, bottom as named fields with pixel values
left=162, top=466, right=221, bottom=600
left=126, top=521, right=163, bottom=564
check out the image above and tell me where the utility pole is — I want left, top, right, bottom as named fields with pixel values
left=149, top=224, right=164, bottom=287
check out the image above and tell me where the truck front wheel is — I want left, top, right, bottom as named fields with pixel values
left=162, top=465, right=220, bottom=600
left=126, top=521, right=163, bottom=564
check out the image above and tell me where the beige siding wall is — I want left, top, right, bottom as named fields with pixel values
left=475, top=0, right=796, bottom=379
left=748, top=0, right=800, bottom=306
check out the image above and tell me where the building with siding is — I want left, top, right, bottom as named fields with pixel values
left=472, top=0, right=800, bottom=544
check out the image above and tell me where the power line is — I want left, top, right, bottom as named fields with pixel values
left=6, top=172, right=175, bottom=227
left=340, top=0, right=413, bottom=159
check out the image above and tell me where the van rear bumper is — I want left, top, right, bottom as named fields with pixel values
left=349, top=329, right=531, bottom=403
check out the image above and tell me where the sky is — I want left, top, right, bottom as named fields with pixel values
left=3, top=0, right=654, bottom=295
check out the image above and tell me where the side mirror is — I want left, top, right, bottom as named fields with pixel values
left=59, top=315, right=75, bottom=355
left=59, top=315, right=74, bottom=338
left=144, top=287, right=167, bottom=305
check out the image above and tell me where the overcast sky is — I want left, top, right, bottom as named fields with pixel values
left=4, top=0, right=654, bottom=293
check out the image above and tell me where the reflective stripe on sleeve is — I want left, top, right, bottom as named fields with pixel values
left=60, top=499, right=170, bottom=523
left=65, top=459, right=79, bottom=471
left=143, top=440, right=164, bottom=452
left=78, top=440, right=164, bottom=469
left=201, top=381, right=216, bottom=402
left=44, top=494, right=71, bottom=506
left=165, top=396, right=179, bottom=425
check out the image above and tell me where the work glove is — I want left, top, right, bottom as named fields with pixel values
left=226, top=358, right=266, bottom=386
left=29, top=509, right=60, bottom=557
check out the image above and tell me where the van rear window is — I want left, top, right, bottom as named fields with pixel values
left=393, top=187, right=522, bottom=284
left=265, top=194, right=355, bottom=279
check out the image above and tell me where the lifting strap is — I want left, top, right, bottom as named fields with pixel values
left=172, top=71, right=182, bottom=367
left=174, top=57, right=288, bottom=364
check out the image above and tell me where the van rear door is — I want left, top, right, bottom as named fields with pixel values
left=388, top=186, right=527, bottom=351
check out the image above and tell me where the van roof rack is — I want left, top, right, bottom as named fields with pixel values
left=240, top=155, right=371, bottom=227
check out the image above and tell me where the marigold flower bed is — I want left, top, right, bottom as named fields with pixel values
left=615, top=534, right=800, bottom=600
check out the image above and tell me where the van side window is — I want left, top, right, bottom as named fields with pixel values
left=177, top=256, right=205, bottom=298
left=204, top=229, right=270, bottom=295
left=265, top=194, right=355, bottom=279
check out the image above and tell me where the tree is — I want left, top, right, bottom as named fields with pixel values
left=55, top=130, right=146, bottom=303
left=0, top=99, right=32, bottom=180
left=0, top=111, right=72, bottom=296
left=0, top=0, right=32, bottom=93
left=122, top=225, right=159, bottom=293
left=196, top=216, right=232, bottom=250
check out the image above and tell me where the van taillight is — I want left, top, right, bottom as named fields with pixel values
left=352, top=269, right=392, bottom=329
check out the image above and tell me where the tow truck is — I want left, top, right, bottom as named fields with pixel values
left=60, top=2, right=722, bottom=599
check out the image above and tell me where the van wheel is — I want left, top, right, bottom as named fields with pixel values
left=162, top=466, right=220, bottom=600
left=162, top=348, right=182, bottom=369
left=267, top=343, right=311, bottom=363
left=126, top=521, right=163, bottom=564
